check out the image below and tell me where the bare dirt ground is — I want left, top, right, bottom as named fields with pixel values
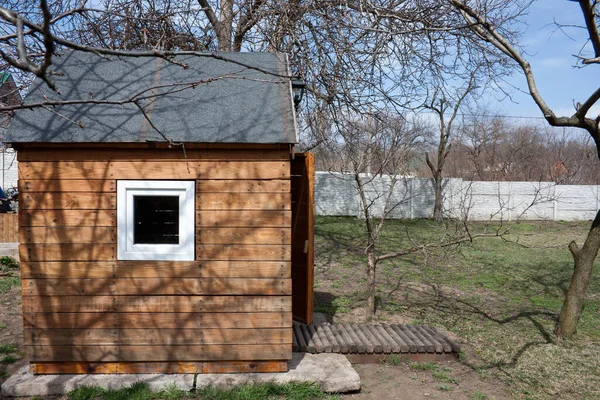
left=350, top=362, right=508, bottom=400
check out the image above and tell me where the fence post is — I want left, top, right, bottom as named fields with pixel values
left=597, top=185, right=600, bottom=214
left=507, top=182, right=513, bottom=222
left=553, top=184, right=558, bottom=221
left=409, top=179, right=414, bottom=219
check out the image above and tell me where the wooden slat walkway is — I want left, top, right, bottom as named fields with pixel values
left=292, top=322, right=460, bottom=355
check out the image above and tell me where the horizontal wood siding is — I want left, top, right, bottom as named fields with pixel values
left=23, top=312, right=292, bottom=329
left=24, top=328, right=291, bottom=345
left=26, top=344, right=291, bottom=362
left=21, top=261, right=291, bottom=278
left=31, top=360, right=288, bottom=374
left=19, top=146, right=292, bottom=370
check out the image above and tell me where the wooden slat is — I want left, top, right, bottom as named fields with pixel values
left=359, top=324, right=382, bottom=353
left=31, top=361, right=289, bottom=374
left=23, top=278, right=291, bottom=296
left=197, top=228, right=291, bottom=245
left=329, top=325, right=348, bottom=354
left=418, top=326, right=444, bottom=354
left=343, top=323, right=365, bottom=354
left=26, top=344, right=292, bottom=362
left=20, top=180, right=116, bottom=193
left=337, top=324, right=357, bottom=353
left=383, top=324, right=410, bottom=353
left=20, top=227, right=116, bottom=244
left=19, top=148, right=289, bottom=162
left=351, top=323, right=373, bottom=353
left=197, top=210, right=291, bottom=227
left=24, top=328, right=291, bottom=346
left=21, top=261, right=291, bottom=279
left=24, top=312, right=292, bottom=329
left=0, top=214, right=18, bottom=243
left=19, top=161, right=289, bottom=180
left=314, top=325, right=332, bottom=353
left=428, top=326, right=460, bottom=353
left=299, top=324, right=316, bottom=353
left=197, top=245, right=291, bottom=261
left=20, top=210, right=116, bottom=227
left=372, top=325, right=394, bottom=354
left=321, top=324, right=341, bottom=353
left=20, top=244, right=115, bottom=261
left=405, top=325, right=434, bottom=353
left=390, top=325, right=417, bottom=353
left=196, top=180, right=290, bottom=193
left=307, top=324, right=324, bottom=353
left=21, top=193, right=116, bottom=210
left=398, top=325, right=426, bottom=353
left=22, top=295, right=291, bottom=313
left=196, top=193, right=290, bottom=210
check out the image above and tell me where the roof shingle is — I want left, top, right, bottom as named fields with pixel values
left=6, top=51, right=297, bottom=144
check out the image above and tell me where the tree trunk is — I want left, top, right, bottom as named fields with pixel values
left=555, top=209, right=600, bottom=339
left=433, top=173, right=443, bottom=222
left=217, top=0, right=233, bottom=51
left=366, top=243, right=377, bottom=320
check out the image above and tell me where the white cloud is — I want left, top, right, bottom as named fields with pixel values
left=554, top=104, right=600, bottom=118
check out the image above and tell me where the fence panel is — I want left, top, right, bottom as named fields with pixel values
left=314, top=172, right=600, bottom=221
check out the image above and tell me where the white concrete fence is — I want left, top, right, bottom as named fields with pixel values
left=315, top=171, right=600, bottom=221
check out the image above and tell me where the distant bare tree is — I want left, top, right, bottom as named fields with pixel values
left=424, top=70, right=478, bottom=221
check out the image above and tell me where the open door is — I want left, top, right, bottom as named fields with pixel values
left=290, top=152, right=314, bottom=324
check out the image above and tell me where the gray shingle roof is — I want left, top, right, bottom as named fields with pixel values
left=6, top=51, right=297, bottom=144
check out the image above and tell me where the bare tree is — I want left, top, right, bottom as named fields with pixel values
left=424, top=71, right=478, bottom=221
left=322, top=112, right=428, bottom=318
left=448, top=0, right=600, bottom=339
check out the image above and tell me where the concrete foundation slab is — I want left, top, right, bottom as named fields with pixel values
left=0, top=243, right=18, bottom=259
left=1, top=353, right=360, bottom=397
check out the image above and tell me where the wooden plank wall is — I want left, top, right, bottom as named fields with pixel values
left=17, top=146, right=292, bottom=374
left=0, top=213, right=18, bottom=243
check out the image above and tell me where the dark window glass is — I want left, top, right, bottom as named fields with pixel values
left=133, top=195, right=179, bottom=244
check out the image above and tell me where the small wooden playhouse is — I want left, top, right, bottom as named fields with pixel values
left=6, top=51, right=314, bottom=374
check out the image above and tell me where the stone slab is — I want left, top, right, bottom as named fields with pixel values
left=1, top=353, right=360, bottom=397
left=0, top=243, right=18, bottom=259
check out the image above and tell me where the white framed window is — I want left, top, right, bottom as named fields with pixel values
left=117, top=180, right=195, bottom=261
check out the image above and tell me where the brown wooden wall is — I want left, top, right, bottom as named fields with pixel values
left=17, top=146, right=292, bottom=374
left=0, top=213, right=18, bottom=243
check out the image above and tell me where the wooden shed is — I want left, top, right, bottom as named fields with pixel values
left=6, top=51, right=314, bottom=374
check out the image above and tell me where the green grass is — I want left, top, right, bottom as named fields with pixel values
left=468, top=390, right=488, bottom=400
left=432, top=370, right=459, bottom=384
left=0, top=276, right=20, bottom=294
left=313, top=216, right=600, bottom=399
left=381, top=354, right=403, bottom=366
left=409, top=362, right=439, bottom=371
left=1, top=355, right=17, bottom=364
left=438, top=384, right=452, bottom=392
left=0, top=256, right=18, bottom=272
left=0, top=324, right=6, bottom=329
left=0, top=344, right=17, bottom=354
left=68, top=381, right=325, bottom=400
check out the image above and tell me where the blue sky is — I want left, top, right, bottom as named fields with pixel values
left=494, top=0, right=599, bottom=119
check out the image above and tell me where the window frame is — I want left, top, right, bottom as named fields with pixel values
left=117, top=180, right=195, bottom=261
